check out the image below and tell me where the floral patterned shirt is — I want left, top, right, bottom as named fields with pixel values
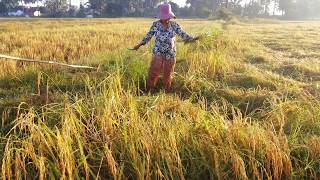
left=140, top=20, right=193, bottom=60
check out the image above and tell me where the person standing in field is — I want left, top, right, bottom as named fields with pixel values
left=132, top=2, right=195, bottom=92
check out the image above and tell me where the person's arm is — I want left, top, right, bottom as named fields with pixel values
left=173, top=22, right=193, bottom=41
left=133, top=22, right=156, bottom=50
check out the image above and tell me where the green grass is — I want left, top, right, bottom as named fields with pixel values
left=0, top=18, right=320, bottom=179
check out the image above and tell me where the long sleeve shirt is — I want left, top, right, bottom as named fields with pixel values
left=140, top=20, right=193, bottom=60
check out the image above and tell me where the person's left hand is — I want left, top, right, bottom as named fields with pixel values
left=133, top=44, right=141, bottom=50
left=185, top=36, right=201, bottom=44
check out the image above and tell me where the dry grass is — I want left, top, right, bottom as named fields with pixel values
left=0, top=18, right=320, bottom=179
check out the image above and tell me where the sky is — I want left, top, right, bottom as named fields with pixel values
left=71, top=0, right=187, bottom=7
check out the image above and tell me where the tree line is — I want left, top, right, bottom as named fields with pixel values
left=0, top=0, right=320, bottom=19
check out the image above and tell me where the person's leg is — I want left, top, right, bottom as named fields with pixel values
left=146, top=55, right=163, bottom=92
left=162, top=58, right=176, bottom=92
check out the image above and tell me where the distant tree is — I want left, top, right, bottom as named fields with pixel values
left=104, top=2, right=125, bottom=17
left=213, top=0, right=220, bottom=12
left=23, top=0, right=38, bottom=3
left=168, top=1, right=179, bottom=14
left=185, top=0, right=245, bottom=17
left=87, top=0, right=107, bottom=16
left=272, top=0, right=279, bottom=15
left=45, top=0, right=68, bottom=17
left=228, top=0, right=244, bottom=15
left=76, top=3, right=86, bottom=17
left=244, top=1, right=263, bottom=17
left=144, top=0, right=161, bottom=8
left=0, top=2, right=7, bottom=14
left=6, top=0, right=316, bottom=19
left=0, top=0, right=19, bottom=12
left=67, top=5, right=77, bottom=16
left=260, top=0, right=271, bottom=15
left=278, top=0, right=294, bottom=16
left=229, top=0, right=244, bottom=7
left=187, top=0, right=221, bottom=17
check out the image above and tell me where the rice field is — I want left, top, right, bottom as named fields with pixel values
left=0, top=18, right=320, bottom=179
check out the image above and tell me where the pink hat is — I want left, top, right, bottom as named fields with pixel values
left=157, top=3, right=176, bottom=20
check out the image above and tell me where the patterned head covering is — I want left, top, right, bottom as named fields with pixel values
left=157, top=3, right=176, bottom=20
